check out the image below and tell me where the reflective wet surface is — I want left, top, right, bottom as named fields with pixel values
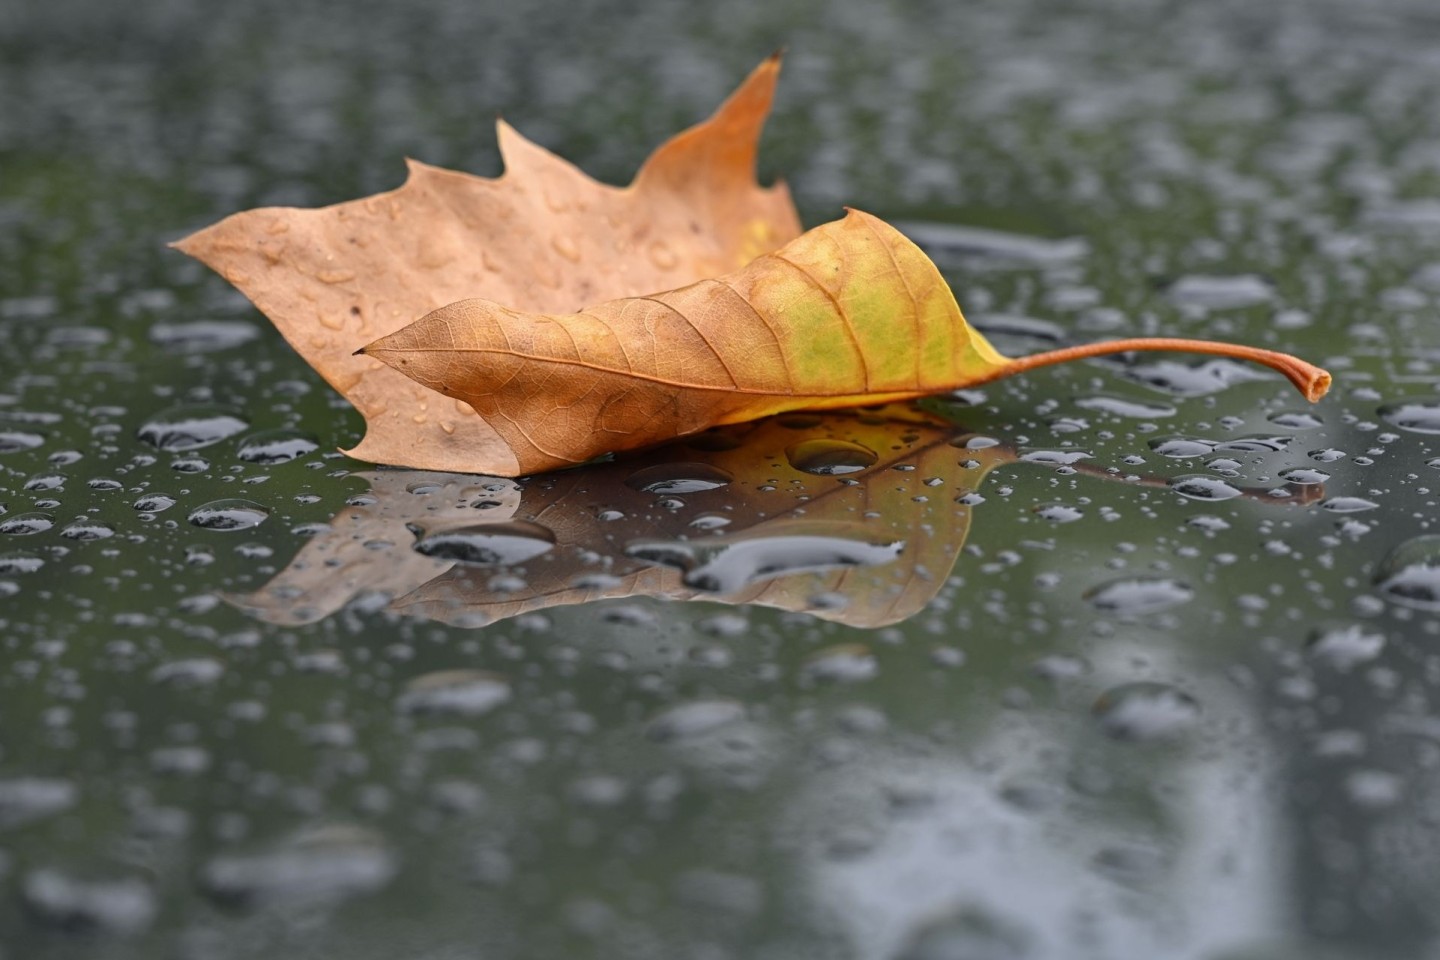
left=8, top=0, right=1440, bottom=957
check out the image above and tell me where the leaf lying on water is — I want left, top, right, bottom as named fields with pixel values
left=364, top=209, right=1330, bottom=474
left=178, top=54, right=1330, bottom=477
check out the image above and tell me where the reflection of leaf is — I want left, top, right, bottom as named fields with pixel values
left=176, top=57, right=800, bottom=476
left=231, top=408, right=1013, bottom=630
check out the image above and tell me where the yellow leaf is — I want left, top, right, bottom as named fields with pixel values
left=363, top=209, right=1331, bottom=475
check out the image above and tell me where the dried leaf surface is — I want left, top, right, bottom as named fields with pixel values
left=175, top=56, right=800, bottom=475
left=364, top=209, right=1011, bottom=473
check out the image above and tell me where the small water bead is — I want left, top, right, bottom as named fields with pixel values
left=1307, top=624, right=1386, bottom=671
left=87, top=478, right=122, bottom=491
left=199, top=827, right=397, bottom=910
left=0, top=552, right=44, bottom=574
left=0, top=777, right=78, bottom=828
left=1205, top=457, right=1243, bottom=474
left=1149, top=437, right=1215, bottom=458
left=24, top=473, right=65, bottom=491
left=236, top=429, right=320, bottom=464
left=22, top=869, right=156, bottom=935
left=187, top=500, right=270, bottom=531
left=397, top=670, right=511, bottom=717
left=623, top=462, right=734, bottom=493
left=1035, top=503, right=1084, bottom=522
left=1074, top=395, right=1176, bottom=418
left=1165, top=273, right=1274, bottom=308
left=137, top=404, right=248, bottom=451
left=1321, top=497, right=1379, bottom=513
left=132, top=494, right=176, bottom=513
left=409, top=520, right=555, bottom=565
left=48, top=450, right=82, bottom=466
left=1092, top=682, right=1201, bottom=741
left=1019, top=449, right=1092, bottom=465
left=0, top=430, right=45, bottom=454
left=1169, top=475, right=1242, bottom=501
left=1379, top=398, right=1440, bottom=434
left=646, top=700, right=745, bottom=741
left=1374, top=535, right=1440, bottom=610
left=1214, top=435, right=1291, bottom=453
left=784, top=439, right=879, bottom=475
left=171, top=455, right=210, bottom=473
left=1, top=512, right=55, bottom=535
left=148, top=320, right=259, bottom=353
left=60, top=520, right=114, bottom=541
left=1085, top=577, right=1194, bottom=615
left=1268, top=410, right=1324, bottom=429
left=1280, top=467, right=1330, bottom=485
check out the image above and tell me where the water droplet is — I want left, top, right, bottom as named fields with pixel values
left=1308, top=624, right=1385, bottom=671
left=1216, top=434, right=1292, bottom=453
left=0, top=552, right=44, bottom=574
left=1321, top=497, right=1378, bottom=513
left=1074, top=395, right=1176, bottom=418
left=648, top=240, right=678, bottom=270
left=0, top=777, right=77, bottom=828
left=624, top=462, right=734, bottom=493
left=60, top=520, right=114, bottom=541
left=22, top=869, right=156, bottom=935
left=132, top=494, right=176, bottom=513
left=646, top=700, right=745, bottom=741
left=148, top=320, right=259, bottom=353
left=199, top=826, right=397, bottom=910
left=1169, top=475, right=1242, bottom=501
left=894, top=904, right=1032, bottom=960
left=802, top=644, right=878, bottom=683
left=171, top=455, right=210, bottom=473
left=1, top=512, right=54, bottom=536
left=24, top=473, right=64, bottom=491
left=1149, top=437, right=1215, bottom=458
left=409, top=520, right=555, bottom=565
left=0, top=430, right=45, bottom=454
left=784, top=439, right=879, bottom=475
left=137, top=404, right=249, bottom=451
left=1093, top=682, right=1200, bottom=741
left=188, top=499, right=270, bottom=531
left=1379, top=399, right=1440, bottom=434
left=552, top=234, right=581, bottom=263
left=1280, top=467, right=1329, bottom=485
left=236, top=429, right=319, bottom=464
left=1019, top=449, right=1092, bottom=465
left=397, top=670, right=511, bottom=716
left=1035, top=503, right=1084, bottom=522
left=1085, top=577, right=1194, bottom=615
left=627, top=532, right=903, bottom=593
left=1166, top=274, right=1273, bottom=308
left=150, top=658, right=225, bottom=686
left=1375, top=535, right=1440, bottom=610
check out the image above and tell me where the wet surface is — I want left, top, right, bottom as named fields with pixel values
left=7, top=0, right=1440, bottom=958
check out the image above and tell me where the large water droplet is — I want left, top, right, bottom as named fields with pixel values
left=409, top=520, right=555, bottom=565
left=1085, top=577, right=1194, bottom=615
left=1093, top=682, right=1200, bottom=741
left=1280, top=467, right=1329, bottom=485
left=1321, top=497, right=1378, bottom=513
left=0, top=552, right=44, bottom=574
left=188, top=499, right=270, bottom=531
left=1, top=512, right=54, bottom=536
left=236, top=429, right=319, bottom=464
left=646, top=700, right=745, bottom=741
left=60, top=520, right=114, bottom=541
left=0, top=777, right=78, bottom=828
left=627, top=532, right=903, bottom=593
left=132, top=494, right=176, bottom=513
left=624, top=462, right=734, bottom=493
left=785, top=439, right=879, bottom=475
left=137, top=404, right=249, bottom=451
left=1268, top=411, right=1323, bottom=429
left=1165, top=274, right=1274, bottom=309
left=0, top=431, right=45, bottom=454
left=1169, top=475, right=1242, bottom=501
left=1149, top=437, right=1215, bottom=458
left=22, top=869, right=156, bottom=935
left=397, top=670, right=511, bottom=716
left=1379, top=399, right=1440, bottom=434
left=1375, top=535, right=1440, bottom=610
left=148, top=320, right=259, bottom=353
left=1035, top=503, right=1084, bottom=522
left=1075, top=395, right=1176, bottom=418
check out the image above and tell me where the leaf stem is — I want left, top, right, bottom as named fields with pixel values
left=983, top=338, right=1331, bottom=402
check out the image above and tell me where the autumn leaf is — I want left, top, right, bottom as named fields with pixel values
left=178, top=54, right=1330, bottom=478
left=175, top=55, right=800, bottom=475
left=363, top=208, right=1330, bottom=474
